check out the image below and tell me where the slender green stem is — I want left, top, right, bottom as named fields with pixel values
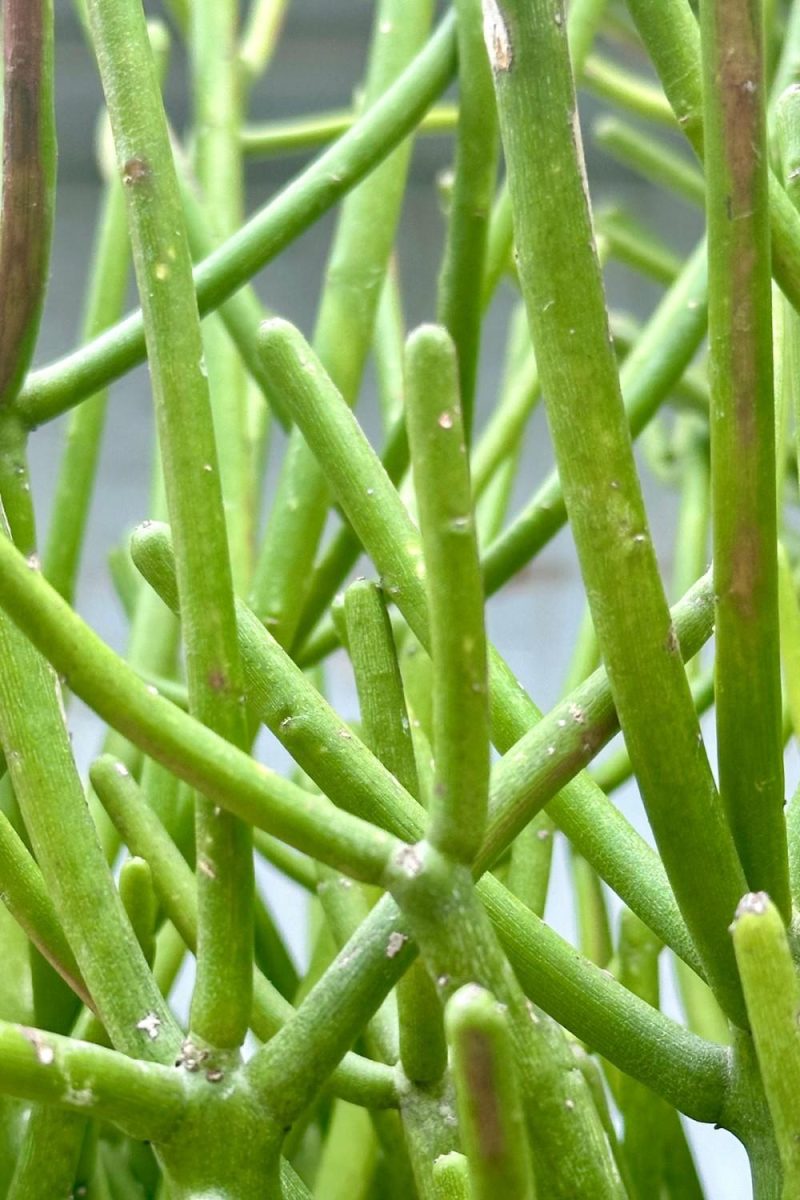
left=700, top=0, right=788, bottom=912
left=488, top=0, right=746, bottom=1023
left=0, top=808, right=89, bottom=1008
left=433, top=1153, right=471, bottom=1200
left=581, top=54, right=676, bottom=125
left=119, top=857, right=158, bottom=968
left=406, top=326, right=489, bottom=862
left=189, top=0, right=254, bottom=589
left=86, top=0, right=254, bottom=1048
left=616, top=910, right=670, bottom=1199
left=314, top=1102, right=378, bottom=1200
left=238, top=0, right=289, bottom=82
left=250, top=0, right=433, bottom=650
left=0, top=1021, right=187, bottom=1140
left=436, top=0, right=499, bottom=434
left=445, top=985, right=536, bottom=1200
left=344, top=579, right=447, bottom=1088
left=240, top=104, right=459, bottom=159
left=731, top=893, right=800, bottom=1193
left=0, top=0, right=56, bottom=408
left=6, top=1108, right=86, bottom=1200
left=41, top=169, right=130, bottom=605
left=14, top=14, right=458, bottom=429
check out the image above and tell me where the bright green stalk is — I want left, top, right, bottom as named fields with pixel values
left=190, top=0, right=253, bottom=588
left=625, top=0, right=800, bottom=316
left=581, top=53, right=677, bottom=125
left=700, top=0, right=788, bottom=912
left=406, top=326, right=489, bottom=862
left=6, top=1109, right=86, bottom=1200
left=314, top=1102, right=377, bottom=1200
left=437, top=0, right=499, bottom=434
left=86, top=0, right=254, bottom=1048
left=433, top=1153, right=471, bottom=1200
left=571, top=851, right=612, bottom=967
left=593, top=116, right=705, bottom=205
left=481, top=238, right=708, bottom=596
left=487, top=0, right=746, bottom=1023
left=731, top=893, right=800, bottom=1194
left=0, top=808, right=90, bottom=1008
left=0, top=1021, right=186, bottom=1140
left=41, top=172, right=129, bottom=604
left=568, top=0, right=609, bottom=71
left=118, top=857, right=158, bottom=968
left=253, top=320, right=707, bottom=968
left=89, top=754, right=398, bottom=1111
left=616, top=910, right=670, bottom=1199
left=0, top=0, right=56, bottom=409
left=238, top=0, right=289, bottom=82
left=344, top=579, right=447, bottom=1089
left=344, top=580, right=420, bottom=800
left=482, top=182, right=514, bottom=306
left=251, top=0, right=432, bottom=650
left=778, top=545, right=800, bottom=742
left=374, top=263, right=406, bottom=429
left=445, top=985, right=536, bottom=1200
left=15, top=14, right=458, bottom=430
left=0, top=596, right=180, bottom=1061
left=776, top=87, right=800, bottom=490
left=240, top=104, right=459, bottom=159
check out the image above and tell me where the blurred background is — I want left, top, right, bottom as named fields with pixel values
left=32, top=2, right=766, bottom=1193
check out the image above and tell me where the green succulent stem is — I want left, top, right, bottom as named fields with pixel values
left=700, top=0, right=788, bottom=913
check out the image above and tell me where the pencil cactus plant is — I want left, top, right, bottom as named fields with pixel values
left=2, top=0, right=800, bottom=1195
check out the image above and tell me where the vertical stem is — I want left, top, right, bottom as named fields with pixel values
left=700, top=0, right=788, bottom=913
left=445, top=985, right=536, bottom=1199
left=437, top=0, right=499, bottom=435
left=250, top=0, right=432, bottom=649
left=85, top=0, right=253, bottom=1049
left=0, top=0, right=56, bottom=408
left=731, top=893, right=800, bottom=1195
left=488, top=0, right=747, bottom=1025
left=190, top=0, right=255, bottom=589
left=344, top=579, right=448, bottom=1088
left=41, top=163, right=130, bottom=605
left=405, top=326, right=490, bottom=863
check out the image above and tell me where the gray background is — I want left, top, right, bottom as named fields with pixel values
left=33, top=2, right=760, bottom=1194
